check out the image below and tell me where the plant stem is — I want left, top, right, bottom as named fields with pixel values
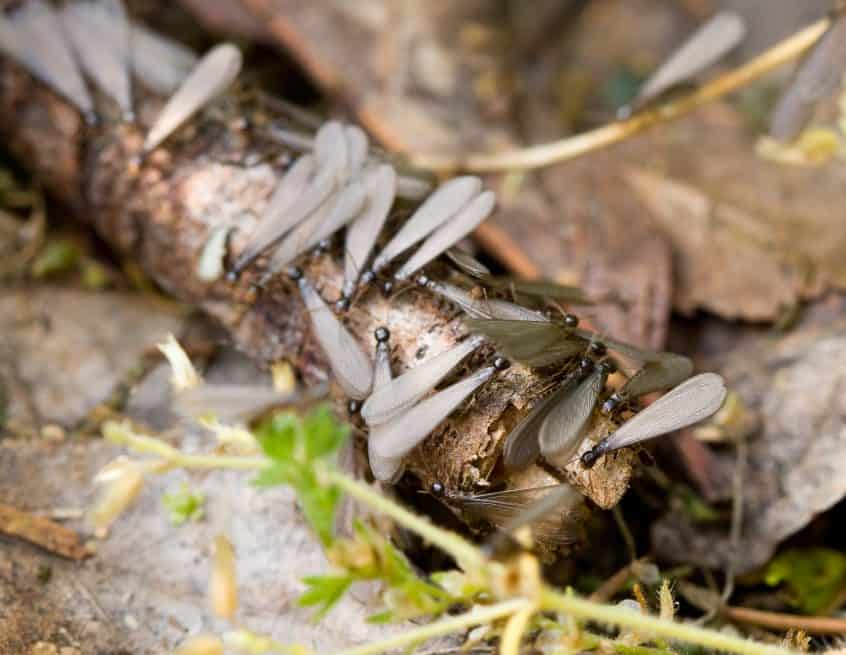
left=327, top=599, right=531, bottom=655
left=409, top=18, right=830, bottom=174
left=541, top=589, right=795, bottom=655
left=325, top=469, right=486, bottom=570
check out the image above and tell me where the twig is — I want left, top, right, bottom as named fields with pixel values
left=722, top=605, right=846, bottom=637
left=326, top=599, right=532, bottom=655
left=409, top=18, right=831, bottom=174
left=0, top=502, right=90, bottom=560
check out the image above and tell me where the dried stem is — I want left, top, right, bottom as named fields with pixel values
left=409, top=18, right=830, bottom=174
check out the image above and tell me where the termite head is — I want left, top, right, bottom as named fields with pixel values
left=286, top=266, right=304, bottom=281
left=493, top=356, right=511, bottom=371
left=599, top=359, right=617, bottom=376
left=581, top=448, right=601, bottom=468
left=361, top=270, right=376, bottom=285
left=334, top=296, right=351, bottom=312
left=347, top=399, right=361, bottom=414
left=601, top=391, right=626, bottom=415
left=588, top=341, right=607, bottom=357
left=430, top=481, right=445, bottom=497
left=381, top=280, right=394, bottom=296
left=374, top=326, right=390, bottom=343
left=578, top=357, right=595, bottom=375
left=415, top=274, right=430, bottom=288
left=563, top=314, right=579, bottom=329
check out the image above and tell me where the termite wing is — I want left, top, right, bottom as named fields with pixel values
left=361, top=335, right=486, bottom=427
left=368, top=357, right=510, bottom=463
left=629, top=11, right=745, bottom=112
left=290, top=268, right=373, bottom=400
left=172, top=384, right=320, bottom=423
left=0, top=0, right=95, bottom=120
left=419, top=276, right=548, bottom=322
left=61, top=0, right=133, bottom=120
left=582, top=372, right=727, bottom=467
left=437, top=483, right=583, bottom=547
left=464, top=317, right=588, bottom=367
left=366, top=327, right=406, bottom=483
left=770, top=9, right=846, bottom=141
left=144, top=42, right=242, bottom=152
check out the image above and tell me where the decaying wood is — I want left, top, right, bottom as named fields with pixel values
left=0, top=502, right=89, bottom=560
left=0, top=60, right=633, bottom=514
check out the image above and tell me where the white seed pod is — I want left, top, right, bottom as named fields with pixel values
left=0, top=0, right=94, bottom=117
left=298, top=274, right=373, bottom=399
left=196, top=224, right=233, bottom=282
left=635, top=11, right=745, bottom=107
left=143, top=43, right=242, bottom=152
left=371, top=176, right=483, bottom=272
left=342, top=164, right=396, bottom=298
left=61, top=1, right=133, bottom=119
left=395, top=190, right=495, bottom=280
left=361, top=335, right=485, bottom=427
left=583, top=372, right=727, bottom=466
left=369, top=365, right=495, bottom=460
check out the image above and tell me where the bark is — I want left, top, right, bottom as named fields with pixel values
left=0, top=60, right=633, bottom=513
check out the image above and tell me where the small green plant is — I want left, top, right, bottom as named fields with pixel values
left=162, top=483, right=206, bottom=525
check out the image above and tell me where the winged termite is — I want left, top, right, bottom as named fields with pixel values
left=361, top=335, right=486, bottom=427
left=630, top=11, right=745, bottom=111
left=143, top=43, right=242, bottom=153
left=196, top=224, right=234, bottom=282
left=340, top=164, right=397, bottom=302
left=394, top=191, right=496, bottom=280
left=601, top=352, right=694, bottom=414
left=290, top=268, right=373, bottom=400
left=418, top=275, right=548, bottom=322
left=539, top=360, right=614, bottom=462
left=502, top=359, right=595, bottom=471
left=368, top=357, right=509, bottom=461
left=0, top=0, right=95, bottom=120
left=344, top=125, right=368, bottom=178
left=128, top=22, right=198, bottom=94
left=61, top=1, right=133, bottom=120
left=582, top=372, right=727, bottom=467
left=367, top=327, right=406, bottom=482
left=314, top=120, right=348, bottom=182
left=464, top=318, right=587, bottom=367
left=770, top=10, right=846, bottom=141
left=370, top=176, right=483, bottom=274
left=435, top=483, right=581, bottom=547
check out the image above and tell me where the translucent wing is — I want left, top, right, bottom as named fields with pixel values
left=465, top=318, right=586, bottom=367
left=620, top=353, right=693, bottom=399
left=129, top=22, right=197, bottom=94
left=342, top=164, right=396, bottom=298
left=539, top=366, right=606, bottom=459
left=636, top=11, right=745, bottom=106
left=483, top=277, right=593, bottom=305
left=395, top=191, right=495, bottom=280
left=770, top=13, right=846, bottom=141
left=298, top=276, right=373, bottom=399
left=0, top=0, right=94, bottom=116
left=61, top=1, right=133, bottom=118
left=314, top=120, right=347, bottom=182
left=368, top=333, right=404, bottom=482
left=453, top=484, right=581, bottom=546
left=445, top=247, right=492, bottom=278
left=502, top=375, right=581, bottom=471
left=361, top=335, right=485, bottom=427
left=173, top=384, right=294, bottom=421
left=424, top=279, right=548, bottom=321
left=144, top=43, right=242, bottom=152
left=369, top=366, right=495, bottom=459
left=372, top=176, right=482, bottom=272
left=585, top=373, right=726, bottom=464
left=344, top=125, right=368, bottom=178
left=230, top=154, right=317, bottom=274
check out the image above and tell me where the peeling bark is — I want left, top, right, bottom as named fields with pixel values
left=0, top=61, right=633, bottom=519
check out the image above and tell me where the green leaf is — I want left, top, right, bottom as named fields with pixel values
left=366, top=610, right=394, bottom=624
left=297, top=473, right=342, bottom=547
left=303, top=405, right=349, bottom=460
left=252, top=460, right=299, bottom=488
left=31, top=240, right=80, bottom=278
left=161, top=484, right=205, bottom=525
left=298, top=574, right=352, bottom=620
left=763, top=547, right=846, bottom=614
left=256, top=412, right=300, bottom=462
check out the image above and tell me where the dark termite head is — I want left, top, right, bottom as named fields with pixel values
left=361, top=270, right=376, bottom=285
left=430, top=481, right=445, bottom=497
left=225, top=270, right=239, bottom=283
left=601, top=391, right=626, bottom=415
left=381, top=280, right=394, bottom=296
left=581, top=447, right=602, bottom=468
left=334, top=296, right=351, bottom=312
left=493, top=356, right=511, bottom=371
left=588, top=341, right=607, bottom=357
left=286, top=266, right=304, bottom=281
left=578, top=357, right=595, bottom=375
left=347, top=399, right=361, bottom=414
left=563, top=314, right=579, bottom=329
left=415, top=274, right=430, bottom=288
left=374, top=326, right=390, bottom=343
left=84, top=110, right=99, bottom=126
left=599, top=359, right=617, bottom=376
